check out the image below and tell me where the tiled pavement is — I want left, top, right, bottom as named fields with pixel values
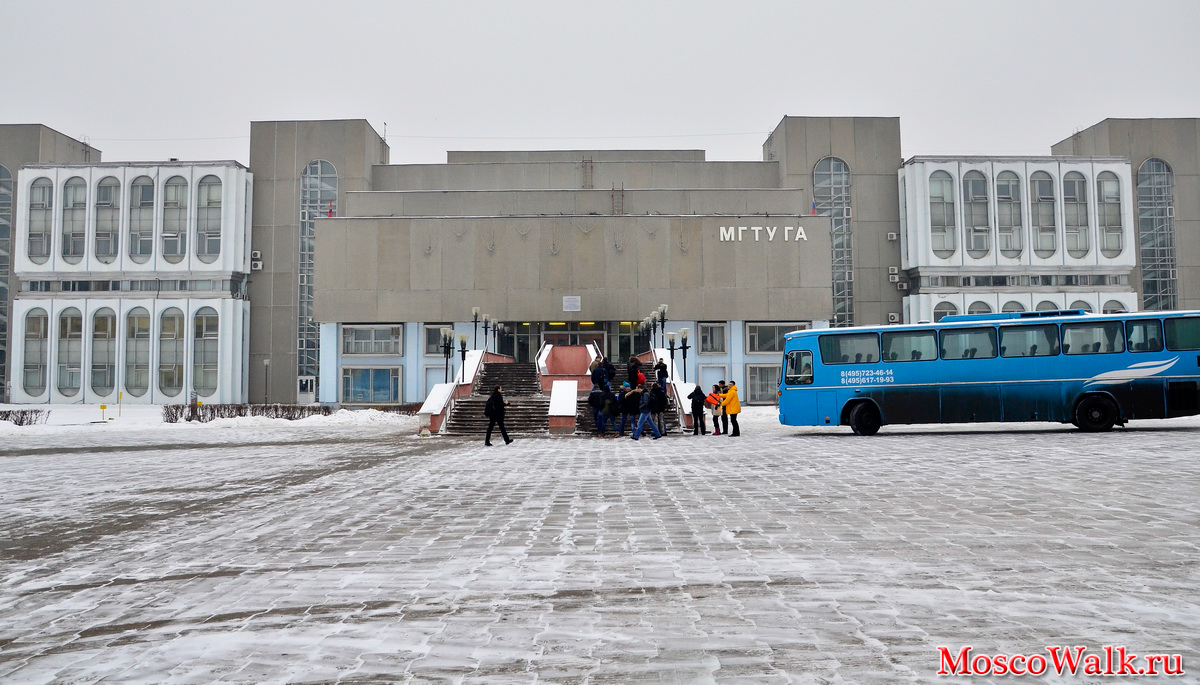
left=0, top=415, right=1197, bottom=683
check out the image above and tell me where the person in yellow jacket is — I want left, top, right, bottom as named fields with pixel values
left=721, top=380, right=741, bottom=436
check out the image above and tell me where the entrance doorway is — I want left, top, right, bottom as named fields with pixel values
left=542, top=330, right=605, bottom=354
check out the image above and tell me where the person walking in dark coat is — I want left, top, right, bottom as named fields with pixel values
left=687, top=384, right=708, bottom=435
left=484, top=385, right=513, bottom=446
left=631, top=384, right=661, bottom=440
left=618, top=382, right=638, bottom=436
left=654, top=358, right=669, bottom=390
left=648, top=383, right=668, bottom=435
left=602, top=357, right=617, bottom=391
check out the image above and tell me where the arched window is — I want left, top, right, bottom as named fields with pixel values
left=933, top=302, right=958, bottom=322
left=813, top=157, right=854, bottom=326
left=299, top=160, right=339, bottom=392
left=1103, top=300, right=1127, bottom=314
left=963, top=171, right=990, bottom=258
left=162, top=176, right=188, bottom=263
left=1137, top=158, right=1175, bottom=310
left=125, top=307, right=151, bottom=397
left=95, top=177, right=120, bottom=263
left=929, top=171, right=956, bottom=258
left=1097, top=172, right=1123, bottom=258
left=968, top=301, right=992, bottom=315
left=57, top=307, right=83, bottom=396
left=193, top=307, right=219, bottom=396
left=27, top=178, right=53, bottom=264
left=1063, top=171, right=1089, bottom=258
left=159, top=308, right=185, bottom=396
left=1030, top=171, right=1057, bottom=258
left=1036, top=300, right=1059, bottom=312
left=61, top=177, right=87, bottom=263
left=91, top=308, right=117, bottom=396
left=1002, top=301, right=1026, bottom=313
left=128, top=176, right=154, bottom=263
left=196, top=175, right=222, bottom=263
left=1070, top=300, right=1094, bottom=313
left=23, top=308, right=49, bottom=395
left=996, top=171, right=1023, bottom=258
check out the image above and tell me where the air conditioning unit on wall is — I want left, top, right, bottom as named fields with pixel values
left=887, top=313, right=901, bottom=323
left=250, top=259, right=263, bottom=271
left=896, top=282, right=909, bottom=291
left=888, top=266, right=899, bottom=275
left=887, top=232, right=899, bottom=241
left=888, top=274, right=900, bottom=283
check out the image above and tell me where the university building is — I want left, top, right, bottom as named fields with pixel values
left=1, top=117, right=1197, bottom=405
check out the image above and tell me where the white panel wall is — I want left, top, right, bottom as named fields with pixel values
left=9, top=297, right=249, bottom=405
left=14, top=164, right=251, bottom=275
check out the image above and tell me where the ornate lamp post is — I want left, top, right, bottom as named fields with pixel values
left=657, top=304, right=668, bottom=348
left=472, top=307, right=481, bottom=350
left=440, top=327, right=454, bottom=383
left=492, top=322, right=506, bottom=355
left=644, top=315, right=657, bottom=350
left=458, top=333, right=468, bottom=382
left=481, top=315, right=492, bottom=353
left=678, top=327, right=691, bottom=383
left=666, top=331, right=677, bottom=383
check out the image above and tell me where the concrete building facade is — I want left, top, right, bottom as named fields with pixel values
left=898, top=156, right=1139, bottom=322
left=10, top=162, right=253, bottom=404
left=1051, top=119, right=1200, bottom=312
left=0, top=125, right=98, bottom=402
left=4, top=116, right=1200, bottom=406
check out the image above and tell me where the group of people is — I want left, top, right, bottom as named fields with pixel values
left=584, top=350, right=743, bottom=439
left=687, top=380, right=741, bottom=436
left=587, top=379, right=670, bottom=439
left=485, top=355, right=743, bottom=445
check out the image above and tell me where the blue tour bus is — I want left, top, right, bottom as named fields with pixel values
left=777, top=309, right=1200, bottom=435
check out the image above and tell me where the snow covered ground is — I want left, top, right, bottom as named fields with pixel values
left=1, top=405, right=1197, bottom=683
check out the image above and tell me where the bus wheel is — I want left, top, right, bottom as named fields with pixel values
left=1074, top=395, right=1118, bottom=432
left=848, top=402, right=881, bottom=436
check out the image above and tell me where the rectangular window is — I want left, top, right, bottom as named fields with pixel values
left=1063, top=321, right=1126, bottom=354
left=819, top=333, right=879, bottom=364
left=424, top=324, right=451, bottom=355
left=939, top=327, right=997, bottom=359
left=1164, top=317, right=1200, bottom=351
left=881, top=330, right=937, bottom=362
left=748, top=323, right=803, bottom=354
left=1126, top=319, right=1164, bottom=353
left=783, top=350, right=813, bottom=385
left=343, top=326, right=402, bottom=355
left=999, top=324, right=1060, bottom=357
left=341, top=367, right=400, bottom=403
left=745, top=364, right=781, bottom=404
left=698, top=323, right=726, bottom=353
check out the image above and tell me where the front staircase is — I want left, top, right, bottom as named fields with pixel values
left=443, top=362, right=549, bottom=435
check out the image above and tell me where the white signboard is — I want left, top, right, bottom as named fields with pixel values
left=563, top=296, right=581, bottom=312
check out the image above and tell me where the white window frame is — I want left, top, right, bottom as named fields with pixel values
left=746, top=322, right=804, bottom=354
left=698, top=322, right=726, bottom=354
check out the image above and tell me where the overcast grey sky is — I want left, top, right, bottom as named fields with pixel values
left=4, top=0, right=1198, bottom=165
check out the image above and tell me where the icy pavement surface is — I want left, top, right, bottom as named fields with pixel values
left=1, top=407, right=1198, bottom=683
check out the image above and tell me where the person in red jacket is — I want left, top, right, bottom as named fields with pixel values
left=706, top=384, right=723, bottom=435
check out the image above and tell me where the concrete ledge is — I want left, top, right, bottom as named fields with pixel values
left=549, top=415, right=575, bottom=435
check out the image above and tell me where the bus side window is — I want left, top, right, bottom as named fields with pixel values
left=784, top=350, right=814, bottom=385
left=1165, top=317, right=1200, bottom=351
left=1128, top=319, right=1165, bottom=353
